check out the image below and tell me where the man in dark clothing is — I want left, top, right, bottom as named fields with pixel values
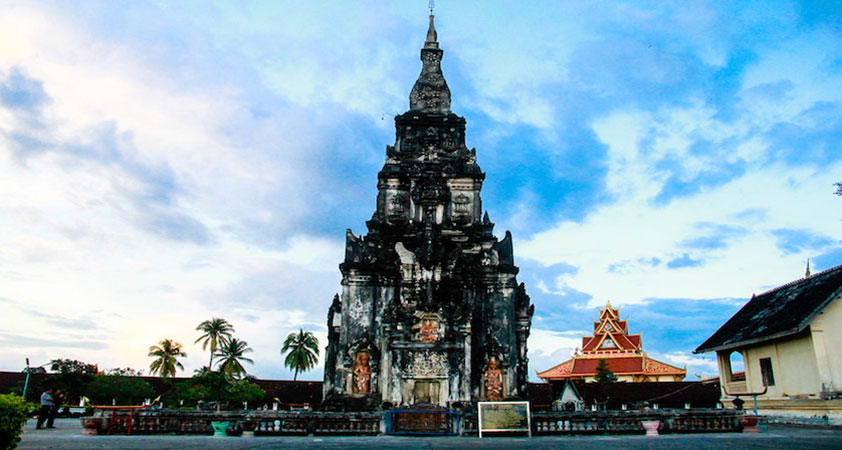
left=36, top=388, right=54, bottom=429
left=47, top=389, right=63, bottom=428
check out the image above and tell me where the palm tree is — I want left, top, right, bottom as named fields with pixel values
left=194, top=318, right=234, bottom=371
left=281, top=329, right=319, bottom=381
left=148, top=339, right=186, bottom=378
left=215, top=338, right=254, bottom=378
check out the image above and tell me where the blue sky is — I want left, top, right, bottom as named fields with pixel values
left=1, top=1, right=841, bottom=382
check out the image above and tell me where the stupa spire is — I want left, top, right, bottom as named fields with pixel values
left=409, top=11, right=451, bottom=112
left=425, top=14, right=438, bottom=48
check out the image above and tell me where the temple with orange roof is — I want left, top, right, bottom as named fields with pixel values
left=537, top=302, right=686, bottom=383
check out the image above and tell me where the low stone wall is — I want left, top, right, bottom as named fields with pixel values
left=82, top=409, right=382, bottom=436
left=80, top=408, right=743, bottom=436
left=460, top=409, right=742, bottom=435
left=528, top=410, right=742, bottom=435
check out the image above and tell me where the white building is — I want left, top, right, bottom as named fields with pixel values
left=695, top=264, right=842, bottom=424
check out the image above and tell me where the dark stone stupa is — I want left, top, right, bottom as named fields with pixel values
left=323, top=15, right=533, bottom=408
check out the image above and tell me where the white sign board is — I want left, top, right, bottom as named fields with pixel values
left=477, top=401, right=531, bottom=438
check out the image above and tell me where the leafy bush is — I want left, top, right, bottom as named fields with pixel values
left=227, top=380, right=266, bottom=407
left=168, top=372, right=266, bottom=410
left=0, top=394, right=33, bottom=450
left=86, top=375, right=154, bottom=406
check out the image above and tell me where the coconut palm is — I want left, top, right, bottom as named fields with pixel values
left=281, top=329, right=319, bottom=381
left=148, top=339, right=186, bottom=378
left=215, top=338, right=254, bottom=378
left=194, top=318, right=235, bottom=371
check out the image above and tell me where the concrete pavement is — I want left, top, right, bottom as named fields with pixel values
left=17, top=418, right=842, bottom=449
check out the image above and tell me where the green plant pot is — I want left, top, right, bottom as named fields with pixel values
left=210, top=421, right=229, bottom=437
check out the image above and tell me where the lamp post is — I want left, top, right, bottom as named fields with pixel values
left=22, top=358, right=30, bottom=398
left=22, top=358, right=50, bottom=399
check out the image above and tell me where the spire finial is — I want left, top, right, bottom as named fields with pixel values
left=806, top=258, right=811, bottom=278
left=425, top=12, right=438, bottom=48
left=429, top=0, right=435, bottom=15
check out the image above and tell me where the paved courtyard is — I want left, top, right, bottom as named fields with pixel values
left=17, top=418, right=842, bottom=449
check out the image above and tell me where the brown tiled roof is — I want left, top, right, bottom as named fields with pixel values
left=695, top=263, right=842, bottom=353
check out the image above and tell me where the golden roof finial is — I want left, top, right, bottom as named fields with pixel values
left=805, top=258, right=811, bottom=278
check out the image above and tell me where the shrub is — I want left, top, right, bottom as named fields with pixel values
left=86, top=375, right=154, bottom=406
left=0, top=394, right=33, bottom=450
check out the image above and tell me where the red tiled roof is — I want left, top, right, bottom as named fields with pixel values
left=573, top=357, right=643, bottom=375
left=538, top=355, right=685, bottom=380
left=536, top=359, right=574, bottom=379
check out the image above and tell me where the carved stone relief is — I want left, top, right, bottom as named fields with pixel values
left=405, top=350, right=448, bottom=378
left=385, top=190, right=409, bottom=224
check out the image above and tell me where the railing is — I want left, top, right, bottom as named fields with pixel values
left=83, top=408, right=743, bottom=436
left=254, top=414, right=380, bottom=435
left=528, top=410, right=741, bottom=435
left=86, top=409, right=381, bottom=436
left=724, top=381, right=748, bottom=393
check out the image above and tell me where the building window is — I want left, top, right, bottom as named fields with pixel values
left=727, top=351, right=745, bottom=381
left=759, top=357, right=775, bottom=386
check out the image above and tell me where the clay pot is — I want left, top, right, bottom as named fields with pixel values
left=739, top=415, right=760, bottom=433
left=80, top=417, right=104, bottom=436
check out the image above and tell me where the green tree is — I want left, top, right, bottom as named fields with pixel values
left=281, top=329, right=319, bottom=381
left=48, top=359, right=98, bottom=404
left=148, top=339, right=186, bottom=378
left=170, top=372, right=266, bottom=410
left=86, top=375, right=154, bottom=405
left=50, top=359, right=97, bottom=375
left=227, top=379, right=266, bottom=407
left=594, top=358, right=618, bottom=384
left=195, top=318, right=235, bottom=371
left=215, top=338, right=254, bottom=379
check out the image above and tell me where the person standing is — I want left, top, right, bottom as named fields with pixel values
left=46, top=389, right=62, bottom=428
left=36, top=388, right=54, bottom=429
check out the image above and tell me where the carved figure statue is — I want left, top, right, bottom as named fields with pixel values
left=484, top=356, right=503, bottom=401
left=352, top=352, right=372, bottom=394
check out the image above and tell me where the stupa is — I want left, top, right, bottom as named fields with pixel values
left=323, top=13, right=533, bottom=407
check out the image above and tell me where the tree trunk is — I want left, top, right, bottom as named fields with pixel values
left=294, top=369, right=298, bottom=381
